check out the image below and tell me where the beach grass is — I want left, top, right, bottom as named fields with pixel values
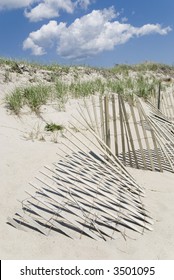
left=5, top=84, right=51, bottom=114
left=3, top=58, right=173, bottom=115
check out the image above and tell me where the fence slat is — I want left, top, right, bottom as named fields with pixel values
left=136, top=98, right=155, bottom=171
left=104, top=95, right=111, bottom=148
left=111, top=94, right=119, bottom=156
left=120, top=96, right=139, bottom=169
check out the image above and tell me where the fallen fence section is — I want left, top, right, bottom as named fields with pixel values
left=8, top=128, right=153, bottom=240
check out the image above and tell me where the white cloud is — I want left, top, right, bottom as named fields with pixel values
left=76, top=0, right=93, bottom=9
left=121, top=17, right=128, bottom=23
left=25, top=0, right=93, bottom=21
left=23, top=20, right=66, bottom=55
left=0, top=0, right=93, bottom=19
left=25, top=0, right=75, bottom=21
left=0, top=0, right=37, bottom=10
left=23, top=7, right=172, bottom=59
left=23, top=38, right=45, bottom=56
left=136, top=24, right=170, bottom=36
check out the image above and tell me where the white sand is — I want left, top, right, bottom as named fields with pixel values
left=0, top=65, right=174, bottom=260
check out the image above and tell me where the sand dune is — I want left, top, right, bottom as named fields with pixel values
left=0, top=62, right=174, bottom=259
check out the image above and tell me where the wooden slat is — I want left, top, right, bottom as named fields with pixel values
left=27, top=188, right=103, bottom=240
left=104, top=95, right=111, bottom=148
left=45, top=165, right=153, bottom=230
left=136, top=98, right=155, bottom=171
left=65, top=126, right=144, bottom=193
left=59, top=143, right=148, bottom=209
left=36, top=172, right=144, bottom=235
left=169, top=92, right=174, bottom=119
left=120, top=95, right=139, bottom=169
left=84, top=99, right=95, bottom=130
left=111, top=94, right=119, bottom=156
left=35, top=186, right=115, bottom=240
left=92, top=96, right=101, bottom=137
left=99, top=95, right=105, bottom=141
left=128, top=97, right=147, bottom=170
left=7, top=217, right=27, bottom=232
left=54, top=156, right=151, bottom=221
left=138, top=99, right=163, bottom=172
left=16, top=209, right=49, bottom=235
left=118, top=95, right=126, bottom=165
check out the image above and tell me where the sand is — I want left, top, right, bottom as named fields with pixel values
left=0, top=64, right=174, bottom=260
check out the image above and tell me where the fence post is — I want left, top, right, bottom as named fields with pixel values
left=157, top=81, right=161, bottom=110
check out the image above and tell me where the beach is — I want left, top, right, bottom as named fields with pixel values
left=0, top=62, right=174, bottom=259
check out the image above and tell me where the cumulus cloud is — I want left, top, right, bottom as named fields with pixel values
left=0, top=0, right=37, bottom=10
left=0, top=0, right=93, bottom=19
left=24, top=0, right=93, bottom=21
left=23, top=7, right=172, bottom=59
left=25, top=0, right=75, bottom=21
left=23, top=20, right=66, bottom=55
left=23, top=38, right=45, bottom=56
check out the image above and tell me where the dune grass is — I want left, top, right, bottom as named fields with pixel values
left=4, top=58, right=172, bottom=115
left=5, top=75, right=161, bottom=114
left=6, top=84, right=51, bottom=114
left=5, top=87, right=24, bottom=115
left=69, top=78, right=105, bottom=98
left=23, top=84, right=50, bottom=112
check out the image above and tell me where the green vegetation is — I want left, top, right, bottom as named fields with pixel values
left=45, top=122, right=64, bottom=132
left=110, top=62, right=174, bottom=74
left=3, top=57, right=173, bottom=115
left=5, top=87, right=24, bottom=114
left=106, top=79, right=124, bottom=94
left=23, top=84, right=50, bottom=113
left=54, top=79, right=68, bottom=99
left=53, top=79, right=69, bottom=110
left=6, top=84, right=51, bottom=114
left=70, top=79, right=105, bottom=98
left=134, top=75, right=158, bottom=100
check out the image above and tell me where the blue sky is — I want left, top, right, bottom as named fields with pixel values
left=0, top=0, right=173, bottom=67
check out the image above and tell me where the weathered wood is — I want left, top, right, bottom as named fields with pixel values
left=92, top=96, right=101, bottom=137
left=111, top=94, right=119, bottom=156
left=43, top=167, right=152, bottom=233
left=59, top=143, right=147, bottom=209
left=66, top=125, right=143, bottom=193
left=167, top=92, right=174, bottom=119
left=118, top=95, right=126, bottom=165
left=7, top=217, right=27, bottom=232
left=54, top=156, right=151, bottom=223
left=136, top=98, right=155, bottom=171
left=99, top=95, right=105, bottom=141
left=157, top=82, right=161, bottom=110
left=84, top=99, right=95, bottom=130
left=138, top=98, right=163, bottom=172
left=128, top=97, right=147, bottom=170
left=120, top=95, right=139, bottom=169
left=104, top=95, right=111, bottom=148
left=29, top=184, right=103, bottom=240
left=16, top=209, right=48, bottom=235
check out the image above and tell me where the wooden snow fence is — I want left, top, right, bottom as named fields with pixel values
left=8, top=128, right=153, bottom=240
left=149, top=80, right=174, bottom=121
left=80, top=94, right=174, bottom=173
left=146, top=105, right=174, bottom=172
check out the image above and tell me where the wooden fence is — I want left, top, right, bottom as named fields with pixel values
left=8, top=127, right=153, bottom=240
left=80, top=94, right=174, bottom=173
left=150, top=81, right=174, bottom=121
